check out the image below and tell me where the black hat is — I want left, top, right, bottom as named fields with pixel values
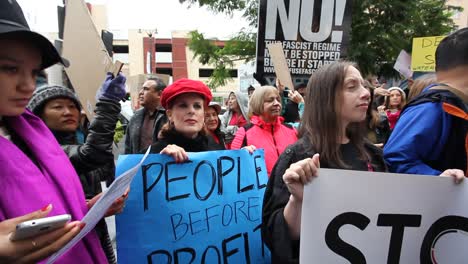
left=27, top=85, right=82, bottom=116
left=0, top=0, right=69, bottom=69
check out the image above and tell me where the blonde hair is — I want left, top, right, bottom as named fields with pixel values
left=248, top=86, right=279, bottom=118
left=408, top=74, right=437, bottom=101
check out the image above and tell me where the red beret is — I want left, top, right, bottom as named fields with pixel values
left=161, top=78, right=213, bottom=109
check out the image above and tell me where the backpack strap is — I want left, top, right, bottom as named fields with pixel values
left=430, top=85, right=468, bottom=104
left=442, top=103, right=468, bottom=120
left=423, top=85, right=468, bottom=176
left=402, top=85, right=466, bottom=114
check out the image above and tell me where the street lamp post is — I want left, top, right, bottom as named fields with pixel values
left=138, top=28, right=157, bottom=74
left=146, top=29, right=157, bottom=74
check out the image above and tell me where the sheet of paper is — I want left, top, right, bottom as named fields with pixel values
left=47, top=147, right=151, bottom=263
left=393, top=50, right=413, bottom=79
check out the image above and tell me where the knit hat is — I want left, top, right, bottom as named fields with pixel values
left=27, top=85, right=82, bottom=116
left=388, top=87, right=406, bottom=99
left=161, top=78, right=212, bottom=109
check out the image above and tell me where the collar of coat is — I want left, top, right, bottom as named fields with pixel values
left=250, top=115, right=284, bottom=129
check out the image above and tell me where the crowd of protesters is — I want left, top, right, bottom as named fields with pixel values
left=1, top=0, right=467, bottom=263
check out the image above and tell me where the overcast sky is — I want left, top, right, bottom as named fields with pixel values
left=16, top=0, right=251, bottom=39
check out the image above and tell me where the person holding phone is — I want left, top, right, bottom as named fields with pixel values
left=0, top=205, right=81, bottom=263
left=0, top=1, right=110, bottom=263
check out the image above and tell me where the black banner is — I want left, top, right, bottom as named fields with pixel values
left=256, top=0, right=353, bottom=84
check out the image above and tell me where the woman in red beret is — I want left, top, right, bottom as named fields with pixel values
left=148, top=78, right=222, bottom=160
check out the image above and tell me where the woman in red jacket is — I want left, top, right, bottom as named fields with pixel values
left=231, top=86, right=297, bottom=176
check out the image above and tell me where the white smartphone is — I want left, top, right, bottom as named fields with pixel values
left=10, top=214, right=72, bottom=241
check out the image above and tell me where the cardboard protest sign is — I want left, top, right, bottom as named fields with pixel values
left=300, top=169, right=468, bottom=263
left=256, top=0, right=353, bottom=82
left=116, top=150, right=271, bottom=263
left=62, top=0, right=115, bottom=119
left=411, top=36, right=446, bottom=72
left=393, top=50, right=413, bottom=79
left=267, top=43, right=294, bottom=90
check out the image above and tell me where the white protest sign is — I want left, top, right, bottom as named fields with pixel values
left=62, top=0, right=116, bottom=119
left=238, top=62, right=258, bottom=93
left=300, top=169, right=468, bottom=263
left=394, top=50, right=413, bottom=79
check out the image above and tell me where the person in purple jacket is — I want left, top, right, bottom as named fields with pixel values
left=0, top=1, right=123, bottom=263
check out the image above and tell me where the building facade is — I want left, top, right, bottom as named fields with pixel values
left=83, top=3, right=245, bottom=101
left=447, top=0, right=468, bottom=28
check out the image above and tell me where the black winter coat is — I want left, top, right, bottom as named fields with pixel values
left=149, top=129, right=221, bottom=154
left=53, top=98, right=120, bottom=264
left=124, top=107, right=167, bottom=154
left=57, top=99, right=120, bottom=196
left=261, top=137, right=387, bottom=264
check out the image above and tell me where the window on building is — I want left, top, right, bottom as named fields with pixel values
left=156, top=68, right=173, bottom=76
left=155, top=43, right=172, bottom=52
left=199, top=69, right=238, bottom=78
left=113, top=53, right=129, bottom=64
left=155, top=52, right=173, bottom=63
left=113, top=45, right=129, bottom=53
left=113, top=45, right=129, bottom=63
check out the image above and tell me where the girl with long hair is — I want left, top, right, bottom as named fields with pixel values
left=261, top=61, right=387, bottom=263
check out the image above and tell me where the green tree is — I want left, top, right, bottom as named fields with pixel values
left=350, top=0, right=458, bottom=77
left=181, top=0, right=458, bottom=87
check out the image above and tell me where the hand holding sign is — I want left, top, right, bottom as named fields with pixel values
left=289, top=90, right=304, bottom=104
left=160, top=144, right=189, bottom=163
left=283, top=153, right=320, bottom=239
left=283, top=154, right=320, bottom=202
left=440, top=169, right=465, bottom=184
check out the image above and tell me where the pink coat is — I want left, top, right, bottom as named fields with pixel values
left=231, top=115, right=297, bottom=176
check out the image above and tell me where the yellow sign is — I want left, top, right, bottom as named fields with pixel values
left=411, top=36, right=446, bottom=72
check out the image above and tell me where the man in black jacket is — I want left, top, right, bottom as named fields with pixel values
left=125, top=77, right=167, bottom=154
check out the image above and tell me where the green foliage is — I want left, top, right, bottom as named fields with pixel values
left=188, top=31, right=220, bottom=65
left=188, top=30, right=257, bottom=88
left=349, top=0, right=457, bottom=77
left=184, top=0, right=458, bottom=87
